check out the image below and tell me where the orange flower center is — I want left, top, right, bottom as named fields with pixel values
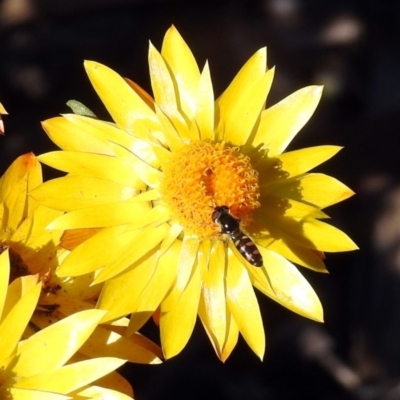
left=160, top=141, right=260, bottom=239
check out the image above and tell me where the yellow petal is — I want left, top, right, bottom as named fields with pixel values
left=266, top=173, right=354, bottom=209
left=42, top=114, right=158, bottom=163
left=196, top=62, right=214, bottom=140
left=2, top=172, right=28, bottom=232
left=257, top=208, right=355, bottom=253
left=0, top=250, right=10, bottom=319
left=97, top=241, right=178, bottom=324
left=83, top=367, right=134, bottom=398
left=125, top=76, right=155, bottom=109
left=56, top=225, right=128, bottom=277
left=126, top=240, right=180, bottom=334
left=284, top=198, right=329, bottom=219
left=2, top=274, right=39, bottom=323
left=267, top=239, right=328, bottom=272
left=158, top=222, right=183, bottom=257
left=217, top=64, right=274, bottom=146
left=77, top=385, right=133, bottom=400
left=154, top=105, right=185, bottom=152
left=0, top=153, right=41, bottom=201
left=198, top=241, right=227, bottom=356
left=219, top=312, right=239, bottom=363
left=302, top=219, right=359, bottom=251
left=277, top=145, right=343, bottom=177
left=0, top=154, right=40, bottom=231
left=127, top=188, right=161, bottom=203
left=9, top=207, right=63, bottom=275
left=25, top=156, right=43, bottom=215
left=0, top=203, right=4, bottom=231
left=152, top=143, right=173, bottom=170
left=93, top=223, right=169, bottom=284
left=161, top=25, right=201, bottom=119
left=149, top=41, right=179, bottom=116
left=149, top=43, right=191, bottom=141
left=300, top=173, right=355, bottom=208
left=254, top=86, right=323, bottom=156
left=31, top=293, right=94, bottom=329
left=38, top=151, right=144, bottom=188
left=10, top=205, right=62, bottom=248
left=217, top=47, right=267, bottom=113
left=41, top=116, right=113, bottom=154
left=47, top=201, right=154, bottom=230
left=58, top=222, right=166, bottom=280
left=84, top=61, right=161, bottom=137
left=0, top=102, right=7, bottom=114
left=175, top=235, right=200, bottom=293
left=60, top=228, right=100, bottom=250
left=257, top=194, right=328, bottom=221
left=249, top=249, right=323, bottom=322
left=35, top=292, right=95, bottom=329
left=79, top=325, right=163, bottom=364
left=226, top=251, right=265, bottom=359
left=14, top=309, right=107, bottom=377
left=109, top=142, right=162, bottom=188
left=0, top=277, right=41, bottom=361
left=31, top=175, right=139, bottom=212
left=16, top=358, right=126, bottom=394
left=160, top=261, right=201, bottom=359
left=9, top=388, right=70, bottom=400
left=255, top=208, right=319, bottom=250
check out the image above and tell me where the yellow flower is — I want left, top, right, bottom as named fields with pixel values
left=0, top=154, right=163, bottom=366
left=32, top=26, right=357, bottom=361
left=0, top=153, right=63, bottom=281
left=0, top=250, right=132, bottom=399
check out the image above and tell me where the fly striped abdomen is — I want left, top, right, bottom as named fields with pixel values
left=230, top=230, right=263, bottom=267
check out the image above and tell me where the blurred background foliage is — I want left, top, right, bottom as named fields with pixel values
left=1, top=1, right=400, bottom=399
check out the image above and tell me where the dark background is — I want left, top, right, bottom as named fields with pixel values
left=2, top=1, right=400, bottom=399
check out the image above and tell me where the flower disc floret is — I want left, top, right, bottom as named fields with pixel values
left=160, top=140, right=260, bottom=238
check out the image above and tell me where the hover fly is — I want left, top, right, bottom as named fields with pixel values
left=212, top=206, right=263, bottom=267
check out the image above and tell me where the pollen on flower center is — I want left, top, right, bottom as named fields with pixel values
left=160, top=141, right=260, bottom=239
